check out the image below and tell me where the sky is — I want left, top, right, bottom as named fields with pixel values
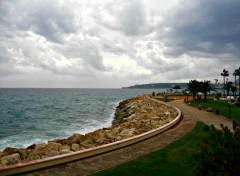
left=0, top=0, right=239, bottom=88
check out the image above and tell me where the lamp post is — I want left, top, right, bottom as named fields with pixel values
left=197, top=92, right=202, bottom=110
left=228, top=98, right=232, bottom=119
left=198, top=92, right=202, bottom=104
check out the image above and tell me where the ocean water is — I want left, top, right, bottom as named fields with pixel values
left=0, top=88, right=162, bottom=151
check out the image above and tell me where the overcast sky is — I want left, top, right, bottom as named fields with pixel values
left=0, top=0, right=239, bottom=88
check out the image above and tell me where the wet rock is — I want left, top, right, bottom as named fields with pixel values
left=27, top=144, right=36, bottom=149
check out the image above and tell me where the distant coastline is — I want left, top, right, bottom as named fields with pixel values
left=122, top=82, right=188, bottom=89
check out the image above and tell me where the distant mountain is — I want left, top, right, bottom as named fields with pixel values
left=122, top=83, right=188, bottom=89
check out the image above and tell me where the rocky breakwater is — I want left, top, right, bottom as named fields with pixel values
left=0, top=95, right=178, bottom=167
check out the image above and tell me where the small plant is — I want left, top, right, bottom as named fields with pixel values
left=215, top=93, right=221, bottom=100
left=193, top=125, right=240, bottom=176
left=236, top=97, right=240, bottom=107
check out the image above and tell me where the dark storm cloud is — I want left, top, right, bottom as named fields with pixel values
left=0, top=0, right=76, bottom=43
left=28, top=1, right=76, bottom=43
left=159, top=0, right=240, bottom=59
left=0, top=0, right=239, bottom=88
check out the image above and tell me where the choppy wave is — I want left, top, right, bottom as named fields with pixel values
left=0, top=88, right=162, bottom=151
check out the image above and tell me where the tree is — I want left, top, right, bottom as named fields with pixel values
left=226, top=81, right=233, bottom=96
left=234, top=67, right=240, bottom=96
left=233, top=70, right=237, bottom=86
left=231, top=86, right=237, bottom=96
left=221, top=69, right=229, bottom=98
left=173, top=85, right=181, bottom=93
left=201, top=80, right=212, bottom=101
left=188, top=80, right=201, bottom=100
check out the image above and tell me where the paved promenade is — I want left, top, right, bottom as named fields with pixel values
left=19, top=99, right=233, bottom=176
left=169, top=100, right=233, bottom=131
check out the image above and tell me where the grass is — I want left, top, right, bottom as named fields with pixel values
left=92, top=122, right=209, bottom=176
left=188, top=99, right=240, bottom=122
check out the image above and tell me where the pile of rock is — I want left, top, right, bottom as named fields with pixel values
left=0, top=95, right=177, bottom=166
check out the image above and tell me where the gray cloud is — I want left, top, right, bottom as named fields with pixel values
left=0, top=0, right=76, bottom=43
left=0, top=0, right=239, bottom=88
left=117, top=0, right=146, bottom=36
left=158, top=0, right=240, bottom=60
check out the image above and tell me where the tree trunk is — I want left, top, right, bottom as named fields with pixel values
left=239, top=75, right=240, bottom=96
left=204, top=92, right=207, bottom=101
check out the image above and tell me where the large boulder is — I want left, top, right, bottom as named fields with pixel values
left=66, top=133, right=85, bottom=145
left=1, top=147, right=20, bottom=157
left=60, top=145, right=72, bottom=154
left=0, top=153, right=21, bottom=166
left=35, top=143, right=47, bottom=150
left=71, top=143, right=80, bottom=151
left=119, top=128, right=136, bottom=138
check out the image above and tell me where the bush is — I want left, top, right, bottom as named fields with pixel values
left=236, top=97, right=240, bottom=107
left=193, top=125, right=240, bottom=176
left=215, top=93, right=222, bottom=100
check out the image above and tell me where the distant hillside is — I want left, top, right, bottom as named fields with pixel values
left=122, top=83, right=188, bottom=89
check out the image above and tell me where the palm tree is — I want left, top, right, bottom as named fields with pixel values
left=235, top=67, right=240, bottom=96
left=233, top=70, right=237, bottom=86
left=221, top=69, right=229, bottom=98
left=226, top=81, right=233, bottom=96
left=231, top=86, right=237, bottom=96
left=201, top=80, right=212, bottom=101
left=188, top=80, right=201, bottom=101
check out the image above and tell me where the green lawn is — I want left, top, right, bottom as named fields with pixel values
left=92, top=122, right=209, bottom=176
left=188, top=99, right=240, bottom=122
left=153, top=97, right=175, bottom=102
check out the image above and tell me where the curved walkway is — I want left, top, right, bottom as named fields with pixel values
left=169, top=100, right=233, bottom=131
left=18, top=99, right=232, bottom=176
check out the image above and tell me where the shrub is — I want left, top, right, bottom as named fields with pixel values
left=215, top=93, right=221, bottom=100
left=236, top=97, right=240, bottom=107
left=193, top=125, right=240, bottom=176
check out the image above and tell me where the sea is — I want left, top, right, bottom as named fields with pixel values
left=0, top=88, right=163, bottom=151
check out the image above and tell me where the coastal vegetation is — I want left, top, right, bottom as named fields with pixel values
left=193, top=125, right=240, bottom=176
left=188, top=99, right=240, bottom=122
left=109, top=67, right=240, bottom=176
left=186, top=68, right=240, bottom=123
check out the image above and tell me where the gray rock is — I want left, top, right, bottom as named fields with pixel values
left=35, top=143, right=47, bottom=150
left=71, top=143, right=80, bottom=151
left=46, top=150, right=60, bottom=157
left=1, top=153, right=21, bottom=165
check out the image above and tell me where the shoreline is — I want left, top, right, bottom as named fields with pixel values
left=0, top=95, right=178, bottom=167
